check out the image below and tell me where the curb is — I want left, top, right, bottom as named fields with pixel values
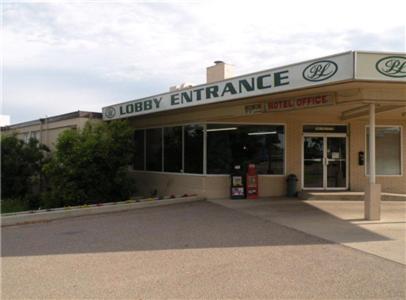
left=298, top=192, right=406, bottom=201
left=1, top=196, right=205, bottom=227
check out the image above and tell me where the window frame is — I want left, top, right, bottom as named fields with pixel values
left=132, top=123, right=206, bottom=176
left=364, top=125, right=403, bottom=177
left=132, top=129, right=146, bottom=171
left=205, top=122, right=287, bottom=177
left=183, top=123, right=204, bottom=174
left=163, top=126, right=183, bottom=173
left=131, top=122, right=287, bottom=177
left=145, top=127, right=163, bottom=172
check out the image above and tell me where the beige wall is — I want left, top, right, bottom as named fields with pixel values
left=130, top=113, right=406, bottom=198
left=349, top=120, right=406, bottom=193
left=131, top=117, right=406, bottom=197
left=130, top=172, right=287, bottom=198
left=131, top=171, right=207, bottom=197
left=128, top=83, right=406, bottom=198
left=10, top=117, right=101, bottom=150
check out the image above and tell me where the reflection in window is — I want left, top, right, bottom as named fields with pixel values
left=184, top=124, right=203, bottom=174
left=164, top=126, right=182, bottom=172
left=133, top=130, right=145, bottom=170
left=207, top=125, right=285, bottom=174
left=366, top=127, right=401, bottom=175
left=29, top=131, right=40, bottom=141
left=146, top=128, right=162, bottom=171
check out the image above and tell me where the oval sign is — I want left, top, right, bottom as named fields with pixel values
left=104, top=107, right=116, bottom=119
left=303, top=60, right=338, bottom=82
left=375, top=56, right=406, bottom=78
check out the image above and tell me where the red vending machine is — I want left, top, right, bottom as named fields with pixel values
left=246, top=164, right=258, bottom=199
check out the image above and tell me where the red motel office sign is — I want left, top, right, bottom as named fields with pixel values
left=268, top=94, right=335, bottom=112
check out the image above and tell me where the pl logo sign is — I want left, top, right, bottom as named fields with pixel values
left=376, top=56, right=406, bottom=78
left=104, top=107, right=116, bottom=119
left=302, top=60, right=338, bottom=82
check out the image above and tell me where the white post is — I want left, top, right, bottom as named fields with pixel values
left=369, top=103, right=376, bottom=184
left=364, top=103, right=381, bottom=220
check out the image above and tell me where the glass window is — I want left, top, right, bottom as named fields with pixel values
left=366, top=126, right=401, bottom=175
left=21, top=133, right=29, bottom=143
left=133, top=130, right=145, bottom=170
left=146, top=128, right=162, bottom=171
left=30, top=131, right=40, bottom=141
left=184, top=124, right=203, bottom=174
left=207, top=124, right=285, bottom=175
left=164, top=126, right=182, bottom=172
left=206, top=126, right=234, bottom=174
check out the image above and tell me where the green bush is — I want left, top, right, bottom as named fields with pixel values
left=1, top=134, right=49, bottom=211
left=41, top=120, right=136, bottom=208
left=1, top=198, right=31, bottom=214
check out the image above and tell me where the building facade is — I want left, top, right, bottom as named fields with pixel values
left=102, top=51, right=406, bottom=199
left=1, top=111, right=102, bottom=150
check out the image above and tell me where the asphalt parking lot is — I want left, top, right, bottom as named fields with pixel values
left=2, top=201, right=405, bottom=299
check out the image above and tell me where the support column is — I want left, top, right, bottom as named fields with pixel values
left=364, top=103, right=381, bottom=220
left=369, top=103, right=376, bottom=185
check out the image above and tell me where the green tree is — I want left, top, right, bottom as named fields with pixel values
left=42, top=120, right=135, bottom=208
left=1, top=134, right=49, bottom=209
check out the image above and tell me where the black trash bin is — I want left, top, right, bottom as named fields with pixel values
left=286, top=174, right=298, bottom=197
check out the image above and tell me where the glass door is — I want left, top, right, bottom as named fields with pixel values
left=303, top=135, right=347, bottom=190
left=303, top=136, right=324, bottom=189
left=326, top=137, right=347, bottom=189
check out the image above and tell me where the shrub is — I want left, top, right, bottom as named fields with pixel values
left=1, top=134, right=49, bottom=210
left=42, top=120, right=136, bottom=208
left=1, top=198, right=31, bottom=214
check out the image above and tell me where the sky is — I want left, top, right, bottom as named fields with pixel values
left=2, top=0, right=405, bottom=124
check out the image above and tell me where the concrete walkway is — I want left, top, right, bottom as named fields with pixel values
left=210, top=199, right=406, bottom=264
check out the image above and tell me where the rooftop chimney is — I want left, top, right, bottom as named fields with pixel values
left=206, top=61, right=234, bottom=83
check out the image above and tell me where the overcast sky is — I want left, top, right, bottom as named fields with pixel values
left=2, top=0, right=405, bottom=124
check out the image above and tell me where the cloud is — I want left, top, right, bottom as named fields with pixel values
left=2, top=0, right=405, bottom=123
